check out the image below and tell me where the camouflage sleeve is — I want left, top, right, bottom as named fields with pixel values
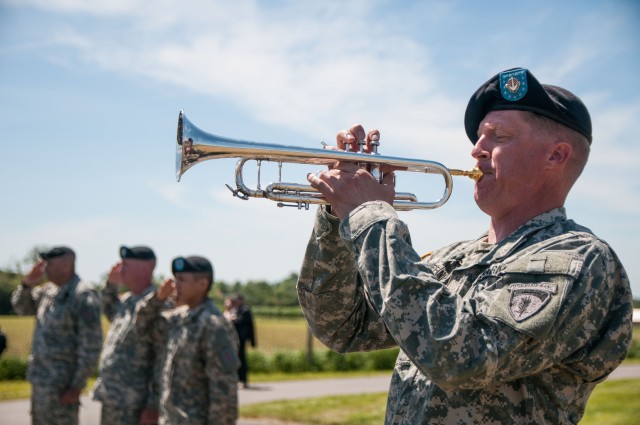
left=297, top=206, right=396, bottom=353
left=11, top=284, right=44, bottom=315
left=135, top=291, right=168, bottom=411
left=101, top=282, right=121, bottom=322
left=204, top=316, right=240, bottom=425
left=71, top=289, right=103, bottom=390
left=134, top=291, right=167, bottom=338
left=340, top=201, right=633, bottom=391
left=144, top=300, right=172, bottom=411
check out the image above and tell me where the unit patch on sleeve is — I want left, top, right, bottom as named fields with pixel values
left=508, top=283, right=557, bottom=322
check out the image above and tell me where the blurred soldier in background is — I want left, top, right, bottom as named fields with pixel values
left=0, top=326, right=7, bottom=357
left=92, top=245, right=163, bottom=425
left=12, top=246, right=102, bottom=425
left=136, top=256, right=240, bottom=425
left=224, top=294, right=256, bottom=388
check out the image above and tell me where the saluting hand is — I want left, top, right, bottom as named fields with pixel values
left=157, top=278, right=175, bottom=301
left=107, top=262, right=124, bottom=286
left=22, top=260, right=46, bottom=287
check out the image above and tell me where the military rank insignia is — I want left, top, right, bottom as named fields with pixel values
left=508, top=282, right=557, bottom=322
left=500, top=68, right=528, bottom=101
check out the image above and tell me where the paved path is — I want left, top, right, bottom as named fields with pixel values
left=1, top=365, right=639, bottom=425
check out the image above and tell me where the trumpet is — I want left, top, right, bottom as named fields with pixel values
left=176, top=111, right=482, bottom=210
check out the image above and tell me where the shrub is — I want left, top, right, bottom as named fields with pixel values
left=245, top=348, right=399, bottom=375
left=0, top=356, right=28, bottom=381
left=627, top=339, right=640, bottom=359
left=368, top=348, right=400, bottom=370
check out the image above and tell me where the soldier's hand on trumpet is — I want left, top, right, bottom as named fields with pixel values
left=308, top=124, right=398, bottom=220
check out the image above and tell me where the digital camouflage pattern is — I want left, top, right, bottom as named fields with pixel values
left=297, top=202, right=633, bottom=425
left=136, top=294, right=240, bottom=425
left=92, top=283, right=163, bottom=423
left=11, top=275, right=103, bottom=424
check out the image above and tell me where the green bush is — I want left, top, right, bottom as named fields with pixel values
left=0, top=356, right=28, bottom=380
left=626, top=338, right=640, bottom=359
left=246, top=348, right=399, bottom=375
left=252, top=306, right=304, bottom=319
left=368, top=348, right=400, bottom=370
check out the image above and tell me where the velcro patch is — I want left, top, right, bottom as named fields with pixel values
left=219, top=348, right=239, bottom=371
left=508, top=283, right=557, bottom=322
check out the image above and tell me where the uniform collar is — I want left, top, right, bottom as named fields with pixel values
left=184, top=298, right=215, bottom=321
left=56, top=274, right=80, bottom=299
left=477, top=208, right=568, bottom=264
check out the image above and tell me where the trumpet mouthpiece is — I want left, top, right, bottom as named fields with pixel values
left=449, top=167, right=483, bottom=182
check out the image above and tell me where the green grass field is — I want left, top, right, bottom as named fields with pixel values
left=0, top=315, right=326, bottom=358
left=240, top=379, right=640, bottom=425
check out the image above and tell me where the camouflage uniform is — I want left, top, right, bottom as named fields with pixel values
left=92, top=284, right=162, bottom=424
left=136, top=293, right=240, bottom=425
left=11, top=275, right=103, bottom=425
left=297, top=203, right=633, bottom=425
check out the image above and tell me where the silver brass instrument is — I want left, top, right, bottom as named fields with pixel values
left=176, top=111, right=482, bottom=210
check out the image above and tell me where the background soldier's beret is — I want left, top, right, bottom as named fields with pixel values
left=464, top=67, right=592, bottom=144
left=119, top=245, right=156, bottom=260
left=39, top=246, right=75, bottom=260
left=172, top=256, right=214, bottom=276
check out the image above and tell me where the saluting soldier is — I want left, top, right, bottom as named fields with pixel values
left=92, top=245, right=165, bottom=425
left=136, top=256, right=240, bottom=425
left=12, top=246, right=102, bottom=425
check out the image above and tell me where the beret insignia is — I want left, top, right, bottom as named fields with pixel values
left=173, top=258, right=185, bottom=272
left=500, top=68, right=528, bottom=101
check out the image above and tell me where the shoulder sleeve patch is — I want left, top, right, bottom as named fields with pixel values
left=482, top=251, right=583, bottom=339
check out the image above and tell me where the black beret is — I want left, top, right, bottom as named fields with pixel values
left=119, top=245, right=156, bottom=260
left=172, top=256, right=214, bottom=276
left=39, top=246, right=75, bottom=260
left=464, top=68, right=592, bottom=144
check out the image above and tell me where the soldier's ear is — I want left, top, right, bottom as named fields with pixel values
left=197, top=276, right=209, bottom=292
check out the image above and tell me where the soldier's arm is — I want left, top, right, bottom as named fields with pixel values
left=142, top=297, right=171, bottom=413
left=12, top=260, right=48, bottom=315
left=204, top=317, right=240, bottom=425
left=341, top=201, right=633, bottom=391
left=297, top=206, right=397, bottom=353
left=11, top=283, right=45, bottom=315
left=135, top=286, right=170, bottom=411
left=70, top=289, right=103, bottom=390
left=134, top=286, right=170, bottom=337
left=101, top=282, right=121, bottom=322
left=246, top=309, right=256, bottom=347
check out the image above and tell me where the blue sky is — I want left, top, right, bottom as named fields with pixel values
left=1, top=0, right=639, bottom=297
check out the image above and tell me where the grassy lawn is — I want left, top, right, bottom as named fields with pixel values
left=240, top=379, right=640, bottom=425
left=0, top=315, right=326, bottom=358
